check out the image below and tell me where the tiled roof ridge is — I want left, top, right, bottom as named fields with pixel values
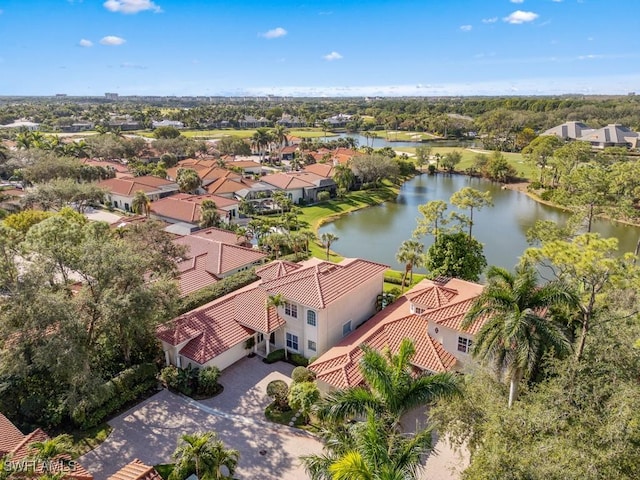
left=10, top=427, right=47, bottom=458
left=314, top=265, right=326, bottom=309
left=426, top=333, right=448, bottom=371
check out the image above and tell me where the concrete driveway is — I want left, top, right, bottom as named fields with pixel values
left=80, top=357, right=322, bottom=480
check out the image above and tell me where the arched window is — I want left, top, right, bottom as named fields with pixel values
left=307, top=310, right=316, bottom=327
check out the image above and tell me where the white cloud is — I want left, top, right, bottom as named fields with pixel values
left=323, top=51, right=343, bottom=61
left=460, top=25, right=472, bottom=31
left=79, top=39, right=93, bottom=47
left=103, top=0, right=161, bottom=14
left=100, top=35, right=126, bottom=46
left=482, top=17, right=498, bottom=23
left=503, top=10, right=539, bottom=24
left=260, top=27, right=287, bottom=39
left=552, top=0, right=563, bottom=2
left=510, top=0, right=524, bottom=3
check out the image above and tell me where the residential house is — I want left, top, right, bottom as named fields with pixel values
left=224, top=158, right=263, bottom=176
left=152, top=120, right=184, bottom=129
left=108, top=459, right=162, bottom=480
left=260, top=171, right=336, bottom=204
left=321, top=114, right=352, bottom=127
left=173, top=229, right=266, bottom=297
left=309, top=277, right=485, bottom=392
left=0, top=413, right=93, bottom=480
left=279, top=145, right=299, bottom=161
left=0, top=119, right=40, bottom=131
left=150, top=193, right=240, bottom=229
left=541, top=121, right=593, bottom=141
left=303, top=163, right=335, bottom=178
left=580, top=124, right=639, bottom=149
left=239, top=115, right=269, bottom=128
left=277, top=114, right=306, bottom=128
left=157, top=257, right=388, bottom=371
left=98, top=176, right=179, bottom=212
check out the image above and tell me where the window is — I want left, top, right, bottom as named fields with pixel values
left=307, top=310, right=316, bottom=327
left=414, top=306, right=425, bottom=314
left=256, top=333, right=264, bottom=344
left=308, top=340, right=316, bottom=352
left=342, top=321, right=352, bottom=337
left=286, top=333, right=299, bottom=351
left=457, top=336, right=472, bottom=354
left=285, top=302, right=298, bottom=318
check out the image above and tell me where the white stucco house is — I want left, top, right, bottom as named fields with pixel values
left=157, top=257, right=388, bottom=371
left=309, top=277, right=485, bottom=392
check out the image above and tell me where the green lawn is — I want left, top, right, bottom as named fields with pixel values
left=396, top=146, right=533, bottom=181
left=149, top=128, right=338, bottom=140
left=68, top=423, right=113, bottom=458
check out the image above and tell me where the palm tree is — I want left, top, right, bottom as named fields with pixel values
left=321, top=121, right=331, bottom=142
left=176, top=168, right=202, bottom=194
left=131, top=190, right=151, bottom=217
left=170, top=431, right=239, bottom=480
left=199, top=199, right=221, bottom=228
left=462, top=264, right=577, bottom=408
left=333, top=164, right=355, bottom=197
left=28, top=434, right=74, bottom=474
left=252, top=128, right=272, bottom=163
left=395, top=240, right=425, bottom=291
left=300, top=230, right=317, bottom=255
left=315, top=338, right=459, bottom=427
left=272, top=124, right=289, bottom=162
left=320, top=232, right=339, bottom=260
left=303, top=410, right=433, bottom=480
left=267, top=293, right=286, bottom=357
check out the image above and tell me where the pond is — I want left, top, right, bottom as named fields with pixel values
left=317, top=174, right=640, bottom=271
left=334, top=133, right=478, bottom=149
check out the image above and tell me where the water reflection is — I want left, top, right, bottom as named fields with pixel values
left=318, top=174, right=639, bottom=271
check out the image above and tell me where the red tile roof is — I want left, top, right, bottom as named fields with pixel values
left=97, top=176, right=176, bottom=196
left=0, top=413, right=25, bottom=456
left=108, top=459, right=162, bottom=480
left=309, top=277, right=485, bottom=390
left=157, top=257, right=385, bottom=366
left=303, top=163, right=335, bottom=178
left=260, top=258, right=388, bottom=309
left=191, top=226, right=248, bottom=245
left=206, top=177, right=255, bottom=195
left=151, top=193, right=238, bottom=224
left=261, top=172, right=327, bottom=190
left=255, top=260, right=302, bottom=281
left=0, top=415, right=93, bottom=480
left=174, top=235, right=266, bottom=296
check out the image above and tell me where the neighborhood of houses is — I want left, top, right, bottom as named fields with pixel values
left=1, top=116, right=636, bottom=479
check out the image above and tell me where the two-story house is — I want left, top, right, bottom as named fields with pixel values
left=309, top=277, right=485, bottom=392
left=157, top=257, right=388, bottom=371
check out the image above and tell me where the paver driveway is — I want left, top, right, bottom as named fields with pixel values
left=80, top=357, right=322, bottom=480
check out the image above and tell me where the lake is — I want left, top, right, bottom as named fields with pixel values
left=335, top=133, right=478, bottom=150
left=317, top=174, right=640, bottom=271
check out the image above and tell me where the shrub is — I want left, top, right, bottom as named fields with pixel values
left=288, top=382, right=320, bottom=420
left=428, top=164, right=436, bottom=175
left=197, top=366, right=221, bottom=396
left=178, top=269, right=259, bottom=314
left=317, top=191, right=330, bottom=202
left=290, top=353, right=309, bottom=367
left=266, top=379, right=290, bottom=410
left=292, top=366, right=316, bottom=384
left=72, top=363, right=158, bottom=429
left=539, top=190, right=554, bottom=201
left=160, top=365, right=180, bottom=390
left=176, top=364, right=199, bottom=396
left=264, top=349, right=286, bottom=364
left=528, top=181, right=543, bottom=190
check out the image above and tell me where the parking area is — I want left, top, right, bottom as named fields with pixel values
left=80, top=357, right=322, bottom=480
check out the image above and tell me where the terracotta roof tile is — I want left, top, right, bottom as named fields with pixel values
left=0, top=413, right=24, bottom=456
left=255, top=260, right=302, bottom=281
left=151, top=193, right=238, bottom=224
left=98, top=176, right=176, bottom=196
left=310, top=277, right=485, bottom=390
left=191, top=226, right=248, bottom=245
left=108, top=459, right=162, bottom=480
left=303, top=163, right=335, bottom=178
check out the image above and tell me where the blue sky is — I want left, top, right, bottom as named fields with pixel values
left=0, top=0, right=638, bottom=96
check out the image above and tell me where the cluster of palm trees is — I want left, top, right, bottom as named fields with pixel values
left=303, top=339, right=460, bottom=479
left=170, top=431, right=239, bottom=480
left=251, top=125, right=289, bottom=164
left=15, top=131, right=88, bottom=158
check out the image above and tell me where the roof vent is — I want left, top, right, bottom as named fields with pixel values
left=432, top=276, right=451, bottom=286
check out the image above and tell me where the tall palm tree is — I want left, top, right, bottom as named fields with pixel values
left=176, top=168, right=202, bottom=194
left=252, top=128, right=272, bottom=163
left=395, top=240, right=425, bottom=291
left=462, top=264, right=577, bottom=408
left=303, top=411, right=433, bottom=480
left=315, top=338, right=459, bottom=427
left=199, top=200, right=221, bottom=228
left=333, top=164, right=355, bottom=197
left=300, top=230, right=317, bottom=255
left=320, top=232, right=339, bottom=261
left=272, top=124, right=289, bottom=162
left=321, top=121, right=331, bottom=142
left=170, top=431, right=239, bottom=480
left=131, top=190, right=151, bottom=217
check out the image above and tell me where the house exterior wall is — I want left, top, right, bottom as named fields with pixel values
left=198, top=341, right=248, bottom=371
left=426, top=321, right=474, bottom=364
left=280, top=271, right=384, bottom=360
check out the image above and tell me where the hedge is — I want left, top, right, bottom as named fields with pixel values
left=178, top=268, right=259, bottom=314
left=71, top=362, right=158, bottom=429
left=383, top=275, right=407, bottom=286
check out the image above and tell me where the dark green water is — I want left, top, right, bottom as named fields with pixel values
left=318, top=174, right=640, bottom=271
